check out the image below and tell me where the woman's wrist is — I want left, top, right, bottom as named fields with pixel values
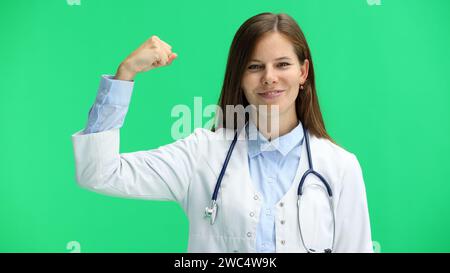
left=115, top=61, right=136, bottom=81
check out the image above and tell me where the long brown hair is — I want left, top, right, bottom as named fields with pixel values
left=212, top=12, right=334, bottom=143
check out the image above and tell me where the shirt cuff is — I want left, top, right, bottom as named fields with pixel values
left=95, top=74, right=135, bottom=106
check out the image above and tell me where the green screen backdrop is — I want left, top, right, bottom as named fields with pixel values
left=1, top=0, right=449, bottom=253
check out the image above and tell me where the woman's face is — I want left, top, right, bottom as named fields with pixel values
left=241, top=32, right=309, bottom=119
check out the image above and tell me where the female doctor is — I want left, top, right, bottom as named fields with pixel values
left=72, top=12, right=373, bottom=253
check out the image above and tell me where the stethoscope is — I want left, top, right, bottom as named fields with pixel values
left=204, top=122, right=336, bottom=253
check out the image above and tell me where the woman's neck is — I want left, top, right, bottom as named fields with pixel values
left=251, top=110, right=298, bottom=141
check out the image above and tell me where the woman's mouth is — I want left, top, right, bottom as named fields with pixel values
left=258, top=90, right=285, bottom=99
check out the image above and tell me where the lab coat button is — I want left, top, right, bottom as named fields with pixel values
left=249, top=212, right=255, bottom=217
left=247, top=232, right=252, bottom=237
left=279, top=202, right=284, bottom=207
left=280, top=220, right=285, bottom=225
left=281, top=240, right=286, bottom=245
left=253, top=195, right=259, bottom=200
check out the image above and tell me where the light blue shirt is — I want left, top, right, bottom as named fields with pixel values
left=83, top=75, right=134, bottom=134
left=83, top=75, right=304, bottom=252
left=246, top=120, right=304, bottom=252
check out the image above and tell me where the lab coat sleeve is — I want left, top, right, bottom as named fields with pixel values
left=334, top=154, right=374, bottom=253
left=71, top=127, right=203, bottom=204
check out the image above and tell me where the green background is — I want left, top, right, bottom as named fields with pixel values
left=0, top=0, right=449, bottom=253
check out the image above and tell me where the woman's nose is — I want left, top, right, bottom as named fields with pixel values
left=263, top=78, right=277, bottom=85
left=262, top=68, right=278, bottom=85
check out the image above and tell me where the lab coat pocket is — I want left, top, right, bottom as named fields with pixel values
left=298, top=180, right=334, bottom=253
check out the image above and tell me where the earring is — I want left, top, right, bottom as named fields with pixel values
left=300, top=84, right=304, bottom=90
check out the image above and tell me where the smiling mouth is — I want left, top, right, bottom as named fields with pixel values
left=258, top=90, right=285, bottom=99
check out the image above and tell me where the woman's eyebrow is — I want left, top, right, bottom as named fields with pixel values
left=250, top=56, right=292, bottom=62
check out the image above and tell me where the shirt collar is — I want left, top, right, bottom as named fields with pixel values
left=247, top=119, right=304, bottom=158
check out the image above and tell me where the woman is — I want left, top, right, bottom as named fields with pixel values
left=72, top=12, right=373, bottom=253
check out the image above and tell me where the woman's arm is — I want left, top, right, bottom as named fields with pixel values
left=83, top=75, right=134, bottom=134
left=72, top=35, right=193, bottom=204
left=72, top=127, right=204, bottom=204
left=83, top=35, right=177, bottom=134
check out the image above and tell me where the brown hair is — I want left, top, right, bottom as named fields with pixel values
left=212, top=12, right=334, bottom=143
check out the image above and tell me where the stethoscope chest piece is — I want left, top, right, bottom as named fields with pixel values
left=205, top=200, right=218, bottom=225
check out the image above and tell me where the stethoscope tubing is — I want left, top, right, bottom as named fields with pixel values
left=205, top=123, right=336, bottom=252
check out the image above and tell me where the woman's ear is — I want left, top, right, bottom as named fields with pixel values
left=300, top=59, right=310, bottom=83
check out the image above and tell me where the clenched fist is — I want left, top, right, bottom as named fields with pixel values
left=115, top=35, right=178, bottom=81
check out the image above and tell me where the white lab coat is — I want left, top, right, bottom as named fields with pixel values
left=71, top=126, right=373, bottom=253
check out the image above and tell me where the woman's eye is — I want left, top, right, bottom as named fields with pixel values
left=248, top=63, right=290, bottom=70
left=278, top=62, right=291, bottom=67
left=248, top=64, right=261, bottom=70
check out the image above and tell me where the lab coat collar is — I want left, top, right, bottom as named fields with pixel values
left=246, top=119, right=304, bottom=158
left=228, top=123, right=312, bottom=211
left=206, top=124, right=313, bottom=199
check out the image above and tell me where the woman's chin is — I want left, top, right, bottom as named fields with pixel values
left=253, top=105, right=283, bottom=117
